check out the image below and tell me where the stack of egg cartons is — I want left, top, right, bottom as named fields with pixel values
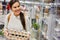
left=6, top=29, right=30, bottom=40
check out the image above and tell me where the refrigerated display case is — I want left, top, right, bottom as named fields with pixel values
left=53, top=4, right=60, bottom=40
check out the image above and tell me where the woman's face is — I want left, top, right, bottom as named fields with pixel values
left=11, top=2, right=20, bottom=16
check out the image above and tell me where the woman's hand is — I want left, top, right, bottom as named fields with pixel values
left=26, top=31, right=31, bottom=40
left=4, top=28, right=9, bottom=37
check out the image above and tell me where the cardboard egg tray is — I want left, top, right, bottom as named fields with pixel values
left=6, top=29, right=30, bottom=40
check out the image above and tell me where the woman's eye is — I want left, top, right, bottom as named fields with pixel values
left=18, top=6, right=20, bottom=7
left=14, top=7, right=16, bottom=8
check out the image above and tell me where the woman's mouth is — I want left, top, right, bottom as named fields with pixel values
left=16, top=10, right=20, bottom=13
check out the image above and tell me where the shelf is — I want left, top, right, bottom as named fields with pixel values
left=53, top=36, right=58, bottom=40
left=42, top=31, right=48, bottom=39
left=44, top=3, right=52, bottom=6
left=53, top=36, right=60, bottom=40
left=44, top=3, right=60, bottom=6
left=45, top=6, right=51, bottom=8
left=54, top=28, right=60, bottom=32
left=20, top=1, right=41, bottom=5
left=2, top=0, right=41, bottom=5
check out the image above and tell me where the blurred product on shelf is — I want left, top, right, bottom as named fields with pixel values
left=43, top=24, right=48, bottom=33
left=20, top=5, right=28, bottom=12
left=6, top=3, right=10, bottom=14
left=2, top=0, right=7, bottom=15
left=22, top=0, right=41, bottom=2
left=34, top=5, right=41, bottom=20
left=2, top=1, right=7, bottom=10
left=35, top=13, right=40, bottom=19
left=55, top=0, right=60, bottom=3
left=0, top=10, right=3, bottom=15
left=0, top=3, right=2, bottom=15
left=54, top=28, right=60, bottom=37
left=34, top=5, right=41, bottom=13
left=43, top=7, right=49, bottom=18
left=36, top=6, right=41, bottom=13
left=0, top=3, right=2, bottom=10
left=44, top=0, right=55, bottom=3
left=44, top=8, right=49, bottom=13
left=57, top=6, right=60, bottom=15
left=57, top=6, right=60, bottom=18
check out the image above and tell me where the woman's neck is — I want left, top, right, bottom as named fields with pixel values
left=14, top=13, right=20, bottom=17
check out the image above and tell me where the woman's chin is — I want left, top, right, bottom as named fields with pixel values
left=16, top=12, right=20, bottom=14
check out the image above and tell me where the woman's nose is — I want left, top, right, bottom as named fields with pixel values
left=16, top=7, right=20, bottom=10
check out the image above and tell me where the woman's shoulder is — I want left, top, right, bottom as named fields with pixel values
left=6, top=13, right=11, bottom=17
left=6, top=13, right=11, bottom=22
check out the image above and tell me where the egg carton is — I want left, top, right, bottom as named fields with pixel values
left=6, top=29, right=30, bottom=40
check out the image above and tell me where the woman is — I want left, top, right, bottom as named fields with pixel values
left=4, top=0, right=30, bottom=40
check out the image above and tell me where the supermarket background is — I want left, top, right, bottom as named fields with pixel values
left=0, top=0, right=60, bottom=40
